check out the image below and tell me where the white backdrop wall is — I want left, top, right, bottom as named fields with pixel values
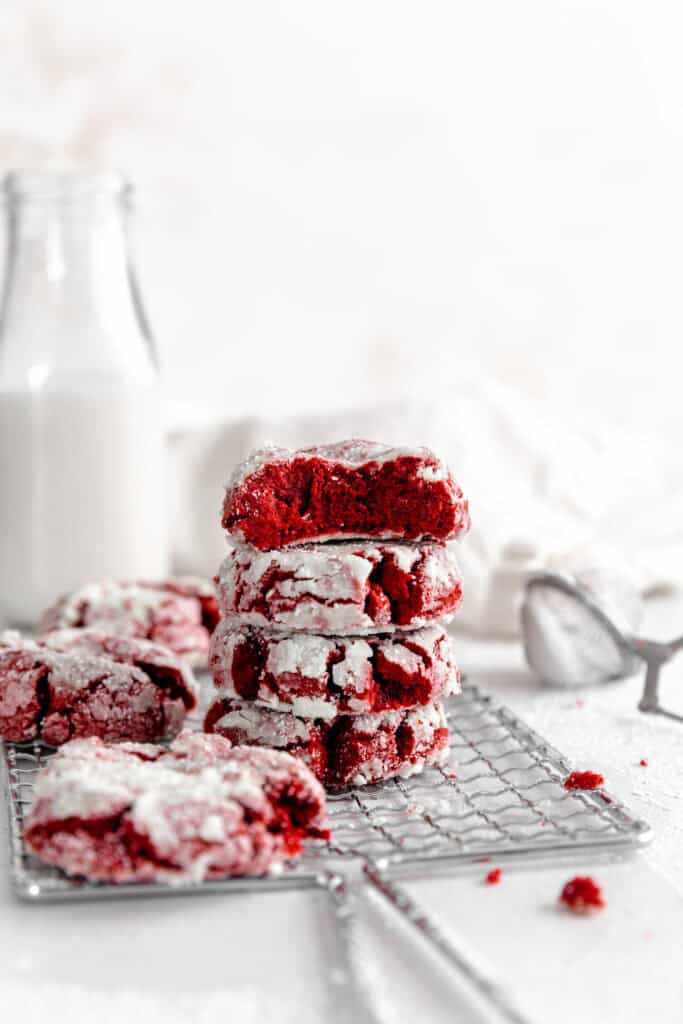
left=1, top=1, right=681, bottom=432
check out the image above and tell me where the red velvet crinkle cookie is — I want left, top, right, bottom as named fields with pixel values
left=0, top=629, right=198, bottom=746
left=204, top=698, right=450, bottom=788
left=209, top=620, right=459, bottom=718
left=222, top=440, right=470, bottom=550
left=216, top=539, right=463, bottom=634
left=38, top=577, right=220, bottom=667
left=24, top=730, right=328, bottom=883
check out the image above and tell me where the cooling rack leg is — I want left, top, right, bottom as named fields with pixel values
left=362, top=862, right=536, bottom=1024
left=318, top=869, right=381, bottom=1024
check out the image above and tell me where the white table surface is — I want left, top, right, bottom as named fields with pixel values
left=2, top=597, right=683, bottom=1024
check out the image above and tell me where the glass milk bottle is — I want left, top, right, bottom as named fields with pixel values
left=0, top=172, right=168, bottom=626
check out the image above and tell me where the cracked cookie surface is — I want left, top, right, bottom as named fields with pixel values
left=209, top=620, right=459, bottom=718
left=216, top=539, right=463, bottom=634
left=24, top=730, right=328, bottom=882
left=0, top=630, right=198, bottom=746
left=205, top=698, right=450, bottom=788
left=38, top=577, right=220, bottom=667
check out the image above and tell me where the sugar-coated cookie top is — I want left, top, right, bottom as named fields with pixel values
left=1, top=627, right=198, bottom=705
left=27, top=730, right=328, bottom=837
left=228, top=440, right=451, bottom=487
left=37, top=577, right=220, bottom=667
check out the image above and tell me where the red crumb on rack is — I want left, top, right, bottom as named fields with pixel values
left=485, top=868, right=502, bottom=885
left=639, top=758, right=648, bottom=767
left=563, top=770, right=604, bottom=791
left=560, top=876, right=605, bottom=913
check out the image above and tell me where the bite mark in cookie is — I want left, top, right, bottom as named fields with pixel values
left=222, top=440, right=469, bottom=549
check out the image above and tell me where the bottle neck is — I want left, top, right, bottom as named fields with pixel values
left=0, top=176, right=157, bottom=386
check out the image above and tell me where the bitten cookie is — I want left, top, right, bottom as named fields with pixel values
left=222, top=440, right=470, bottom=550
left=204, top=698, right=450, bottom=788
left=216, top=539, right=463, bottom=634
left=209, top=620, right=459, bottom=718
left=0, top=630, right=198, bottom=746
left=38, top=577, right=220, bottom=668
left=24, top=730, right=328, bottom=883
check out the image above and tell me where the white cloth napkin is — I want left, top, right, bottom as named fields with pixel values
left=170, top=383, right=683, bottom=637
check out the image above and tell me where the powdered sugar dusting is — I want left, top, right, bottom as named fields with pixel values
left=38, top=577, right=218, bottom=668
left=266, top=634, right=335, bottom=680
left=331, top=638, right=374, bottom=696
left=207, top=698, right=450, bottom=787
left=208, top=620, right=459, bottom=716
left=24, top=730, right=327, bottom=882
left=41, top=627, right=199, bottom=706
left=416, top=464, right=449, bottom=482
left=227, top=440, right=445, bottom=489
left=217, top=539, right=462, bottom=635
left=0, top=630, right=198, bottom=745
left=214, top=704, right=315, bottom=745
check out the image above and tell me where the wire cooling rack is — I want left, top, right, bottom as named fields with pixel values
left=307, top=685, right=653, bottom=872
left=1, top=685, right=651, bottom=902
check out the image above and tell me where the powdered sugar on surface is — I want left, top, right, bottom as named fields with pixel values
left=216, top=539, right=462, bottom=634
left=213, top=704, right=315, bottom=746
left=226, top=440, right=447, bottom=489
left=343, top=699, right=446, bottom=740
left=265, top=634, right=336, bottom=680
left=207, top=698, right=449, bottom=787
left=37, top=577, right=218, bottom=667
left=24, top=730, right=327, bottom=882
left=41, top=627, right=199, bottom=705
left=330, top=638, right=375, bottom=698
left=208, top=621, right=459, bottom=716
left=0, top=630, right=198, bottom=744
left=415, top=463, right=449, bottom=483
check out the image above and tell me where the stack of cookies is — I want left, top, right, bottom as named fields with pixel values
left=204, top=440, right=470, bottom=787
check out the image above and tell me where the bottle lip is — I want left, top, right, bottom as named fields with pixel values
left=2, top=170, right=132, bottom=203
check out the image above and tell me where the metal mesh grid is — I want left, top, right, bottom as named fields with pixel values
left=307, top=686, right=652, bottom=869
left=2, top=685, right=652, bottom=900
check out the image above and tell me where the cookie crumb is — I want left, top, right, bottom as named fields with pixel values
left=639, top=758, right=648, bottom=767
left=563, top=770, right=604, bottom=791
left=560, top=876, right=605, bottom=913
left=485, top=867, right=502, bottom=885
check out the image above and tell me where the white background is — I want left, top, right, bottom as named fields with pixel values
left=1, top=1, right=682, bottom=429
